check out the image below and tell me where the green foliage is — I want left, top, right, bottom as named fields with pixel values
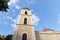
left=0, top=34, right=13, bottom=40
left=0, top=0, right=10, bottom=12
left=0, top=0, right=10, bottom=3
left=0, top=36, right=3, bottom=40
left=5, top=35, right=13, bottom=40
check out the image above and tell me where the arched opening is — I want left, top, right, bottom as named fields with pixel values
left=25, top=11, right=27, bottom=15
left=22, top=33, right=27, bottom=40
left=24, top=18, right=27, bottom=25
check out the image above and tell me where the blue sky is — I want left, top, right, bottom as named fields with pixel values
left=0, top=0, right=60, bottom=35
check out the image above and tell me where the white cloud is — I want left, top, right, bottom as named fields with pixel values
left=11, top=15, right=20, bottom=28
left=57, top=13, right=60, bottom=24
left=11, top=24, right=16, bottom=28
left=6, top=16, right=13, bottom=20
left=6, top=15, right=20, bottom=28
left=26, top=0, right=34, bottom=4
left=6, top=16, right=16, bottom=23
left=15, top=5, right=20, bottom=9
left=32, top=14, right=40, bottom=26
left=8, top=0, right=19, bottom=5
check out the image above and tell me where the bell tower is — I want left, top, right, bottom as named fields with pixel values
left=13, top=8, right=36, bottom=40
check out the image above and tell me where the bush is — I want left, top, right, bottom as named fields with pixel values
left=0, top=36, right=3, bottom=40
left=5, top=35, right=13, bottom=40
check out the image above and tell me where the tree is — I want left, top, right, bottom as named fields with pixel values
left=5, top=34, right=13, bottom=40
left=0, top=0, right=10, bottom=12
left=0, top=36, right=3, bottom=40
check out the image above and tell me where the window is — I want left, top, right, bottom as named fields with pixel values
left=25, top=11, right=27, bottom=15
left=22, top=33, right=27, bottom=40
left=24, top=18, right=27, bottom=25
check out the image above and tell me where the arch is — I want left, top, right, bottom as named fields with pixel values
left=25, top=11, right=27, bottom=15
left=24, top=18, right=27, bottom=25
left=22, top=33, right=27, bottom=40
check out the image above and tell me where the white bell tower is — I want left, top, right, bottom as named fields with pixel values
left=13, top=8, right=36, bottom=40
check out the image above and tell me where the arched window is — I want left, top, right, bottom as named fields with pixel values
left=24, top=18, right=27, bottom=25
left=22, top=33, right=27, bottom=40
left=25, top=11, right=27, bottom=15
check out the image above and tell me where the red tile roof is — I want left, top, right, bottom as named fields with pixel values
left=42, top=27, right=54, bottom=31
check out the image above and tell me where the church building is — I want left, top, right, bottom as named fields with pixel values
left=13, top=8, right=60, bottom=40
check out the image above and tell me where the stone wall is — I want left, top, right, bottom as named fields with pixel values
left=35, top=31, right=60, bottom=40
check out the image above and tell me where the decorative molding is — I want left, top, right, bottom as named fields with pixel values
left=16, top=24, right=34, bottom=26
left=20, top=14, right=32, bottom=16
